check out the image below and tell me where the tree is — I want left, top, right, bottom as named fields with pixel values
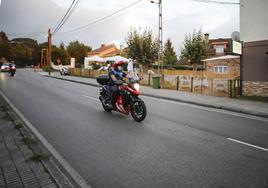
left=126, top=28, right=159, bottom=68
left=67, top=41, right=92, bottom=67
left=180, top=30, right=208, bottom=70
left=163, top=38, right=177, bottom=65
left=12, top=43, right=35, bottom=66
left=0, top=31, right=12, bottom=61
left=11, top=38, right=39, bottom=66
left=52, top=43, right=70, bottom=65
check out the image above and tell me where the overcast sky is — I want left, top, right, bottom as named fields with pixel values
left=0, top=0, right=239, bottom=53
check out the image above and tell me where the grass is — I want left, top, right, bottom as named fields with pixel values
left=3, top=113, right=16, bottom=122
left=22, top=136, right=37, bottom=145
left=0, top=105, right=7, bottom=111
left=238, top=96, right=268, bottom=103
left=15, top=123, right=23, bottom=129
left=29, top=153, right=50, bottom=162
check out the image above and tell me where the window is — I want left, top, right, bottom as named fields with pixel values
left=214, top=45, right=224, bottom=54
left=214, top=66, right=228, bottom=73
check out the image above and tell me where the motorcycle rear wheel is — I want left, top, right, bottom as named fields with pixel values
left=100, top=96, right=113, bottom=112
left=130, top=100, right=147, bottom=122
left=102, top=103, right=112, bottom=112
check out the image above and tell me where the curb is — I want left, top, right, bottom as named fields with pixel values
left=0, top=90, right=91, bottom=188
left=45, top=75, right=101, bottom=88
left=142, top=94, right=268, bottom=119
left=45, top=75, right=268, bottom=119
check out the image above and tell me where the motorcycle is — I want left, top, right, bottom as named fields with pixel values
left=9, top=64, right=16, bottom=77
left=97, top=72, right=147, bottom=122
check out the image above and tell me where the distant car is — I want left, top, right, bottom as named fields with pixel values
left=1, top=63, right=12, bottom=72
left=59, top=67, right=69, bottom=75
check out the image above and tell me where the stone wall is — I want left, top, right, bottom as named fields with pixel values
left=243, top=81, right=268, bottom=97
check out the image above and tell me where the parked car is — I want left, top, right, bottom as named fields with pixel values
left=1, top=63, right=12, bottom=72
left=59, top=67, right=69, bottom=75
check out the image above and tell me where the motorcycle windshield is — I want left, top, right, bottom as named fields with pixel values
left=128, top=71, right=140, bottom=83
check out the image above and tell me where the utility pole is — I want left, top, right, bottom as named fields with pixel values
left=159, top=0, right=163, bottom=75
left=40, top=49, right=43, bottom=68
left=41, top=49, right=47, bottom=68
left=150, top=0, right=163, bottom=75
left=47, top=29, right=52, bottom=75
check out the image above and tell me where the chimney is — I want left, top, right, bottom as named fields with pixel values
left=204, top=33, right=209, bottom=44
left=101, top=44, right=106, bottom=48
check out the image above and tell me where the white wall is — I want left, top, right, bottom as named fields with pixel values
left=240, top=0, right=268, bottom=42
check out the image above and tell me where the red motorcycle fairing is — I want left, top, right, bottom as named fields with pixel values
left=119, top=85, right=140, bottom=97
left=115, top=95, right=129, bottom=115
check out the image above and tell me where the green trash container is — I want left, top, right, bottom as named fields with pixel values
left=152, top=76, right=161, bottom=89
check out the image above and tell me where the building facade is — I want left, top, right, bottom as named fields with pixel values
left=204, top=34, right=232, bottom=57
left=240, top=0, right=268, bottom=96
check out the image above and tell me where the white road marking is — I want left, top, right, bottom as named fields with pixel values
left=227, top=138, right=268, bottom=152
left=82, top=95, right=99, bottom=101
left=141, top=96, right=268, bottom=122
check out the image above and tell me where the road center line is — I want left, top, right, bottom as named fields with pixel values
left=82, top=95, right=99, bottom=101
left=227, top=138, right=268, bottom=152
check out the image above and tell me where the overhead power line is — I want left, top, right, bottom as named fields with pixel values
left=55, top=0, right=143, bottom=35
left=53, top=0, right=80, bottom=34
left=192, top=0, right=239, bottom=5
left=50, top=0, right=68, bottom=29
left=66, top=1, right=145, bottom=33
left=7, top=31, right=47, bottom=39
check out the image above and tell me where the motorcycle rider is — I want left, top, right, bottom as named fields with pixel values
left=107, top=61, right=126, bottom=109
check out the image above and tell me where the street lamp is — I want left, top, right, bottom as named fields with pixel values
left=149, top=0, right=163, bottom=75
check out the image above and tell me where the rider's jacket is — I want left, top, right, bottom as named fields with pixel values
left=109, top=69, right=126, bottom=84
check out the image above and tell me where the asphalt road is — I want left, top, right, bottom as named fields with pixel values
left=1, top=69, right=268, bottom=188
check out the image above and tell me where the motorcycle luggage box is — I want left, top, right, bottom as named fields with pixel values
left=97, top=74, right=109, bottom=85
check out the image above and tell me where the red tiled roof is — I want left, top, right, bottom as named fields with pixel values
left=209, top=38, right=231, bottom=43
left=103, top=49, right=122, bottom=57
left=89, top=44, right=116, bottom=54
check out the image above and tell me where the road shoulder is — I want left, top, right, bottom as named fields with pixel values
left=0, top=91, right=90, bottom=188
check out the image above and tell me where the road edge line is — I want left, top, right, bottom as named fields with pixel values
left=0, top=90, right=91, bottom=188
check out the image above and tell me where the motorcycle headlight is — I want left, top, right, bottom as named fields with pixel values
left=133, top=83, right=140, bottom=91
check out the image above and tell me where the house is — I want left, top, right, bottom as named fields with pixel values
left=240, top=0, right=268, bottom=97
left=204, top=33, right=232, bottom=57
left=85, top=44, right=123, bottom=68
left=203, top=55, right=240, bottom=79
left=87, top=44, right=122, bottom=58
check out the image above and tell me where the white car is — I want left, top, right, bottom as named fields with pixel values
left=1, top=63, right=11, bottom=72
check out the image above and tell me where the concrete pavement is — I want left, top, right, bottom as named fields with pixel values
left=41, top=71, right=268, bottom=118
left=0, top=93, right=76, bottom=188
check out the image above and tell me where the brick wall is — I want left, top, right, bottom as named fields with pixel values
left=243, top=81, right=268, bottom=97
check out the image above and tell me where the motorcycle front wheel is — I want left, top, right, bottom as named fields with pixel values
left=130, top=100, right=147, bottom=122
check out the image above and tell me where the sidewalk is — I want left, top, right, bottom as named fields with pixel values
left=41, top=71, right=268, bottom=118
left=0, top=96, right=75, bottom=188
